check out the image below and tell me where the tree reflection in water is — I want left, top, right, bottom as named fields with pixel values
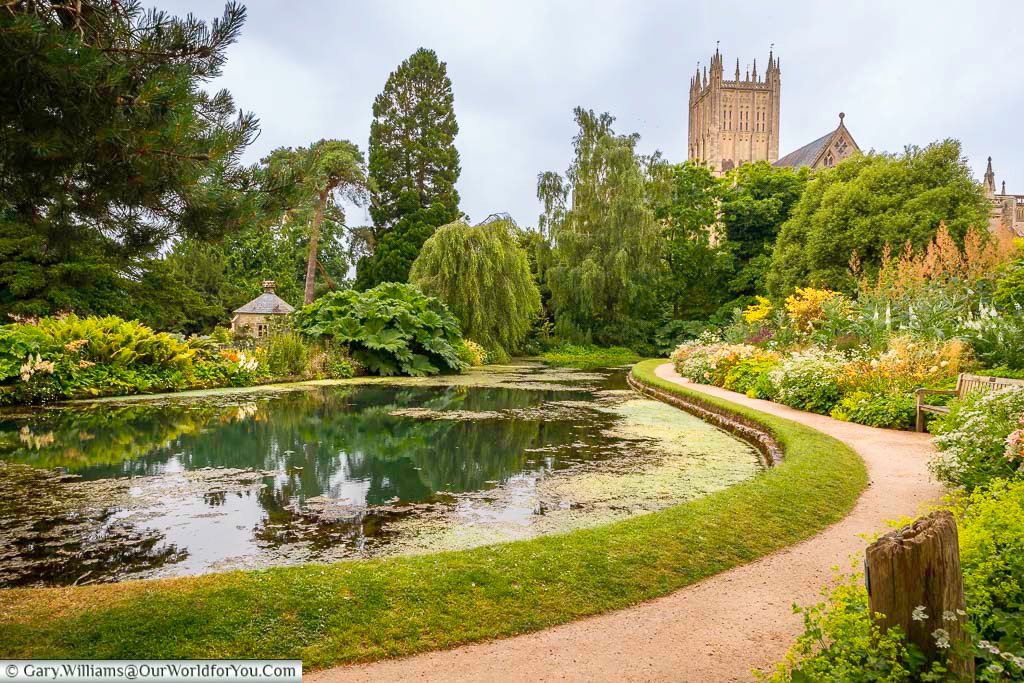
left=0, top=366, right=758, bottom=586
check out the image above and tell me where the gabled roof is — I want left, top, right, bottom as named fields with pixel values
left=233, top=292, right=295, bottom=315
left=773, top=130, right=834, bottom=169
left=774, top=113, right=861, bottom=170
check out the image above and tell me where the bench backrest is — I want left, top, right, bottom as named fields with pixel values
left=956, top=373, right=1024, bottom=397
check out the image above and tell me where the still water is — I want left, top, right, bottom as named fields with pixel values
left=0, top=364, right=762, bottom=587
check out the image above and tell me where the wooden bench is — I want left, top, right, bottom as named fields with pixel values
left=916, top=373, right=1024, bottom=432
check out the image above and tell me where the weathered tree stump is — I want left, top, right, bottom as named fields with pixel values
left=865, top=510, right=974, bottom=679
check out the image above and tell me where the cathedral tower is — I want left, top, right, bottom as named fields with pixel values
left=688, top=46, right=781, bottom=173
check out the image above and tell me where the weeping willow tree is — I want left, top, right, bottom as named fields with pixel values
left=538, top=108, right=664, bottom=351
left=410, top=218, right=540, bottom=361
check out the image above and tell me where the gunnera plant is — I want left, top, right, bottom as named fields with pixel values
left=294, top=283, right=467, bottom=376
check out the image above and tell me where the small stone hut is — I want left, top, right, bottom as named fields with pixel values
left=230, top=280, right=295, bottom=338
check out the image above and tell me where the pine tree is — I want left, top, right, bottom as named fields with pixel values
left=355, top=48, right=461, bottom=289
left=263, top=140, right=367, bottom=304
left=410, top=217, right=540, bottom=361
left=0, top=1, right=260, bottom=316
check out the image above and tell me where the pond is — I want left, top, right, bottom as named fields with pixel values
left=0, top=364, right=763, bottom=587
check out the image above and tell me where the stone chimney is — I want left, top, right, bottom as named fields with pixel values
left=261, top=280, right=276, bottom=294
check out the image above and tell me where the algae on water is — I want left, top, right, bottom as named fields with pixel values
left=0, top=363, right=761, bottom=586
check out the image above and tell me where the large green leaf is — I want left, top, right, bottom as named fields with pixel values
left=400, top=353, right=439, bottom=377
left=296, top=283, right=467, bottom=377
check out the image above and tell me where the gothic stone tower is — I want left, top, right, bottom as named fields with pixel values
left=688, top=46, right=781, bottom=174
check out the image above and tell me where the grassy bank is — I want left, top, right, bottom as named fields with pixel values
left=539, top=343, right=641, bottom=369
left=0, top=360, right=867, bottom=668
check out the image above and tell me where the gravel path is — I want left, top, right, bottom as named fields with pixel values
left=310, top=362, right=943, bottom=682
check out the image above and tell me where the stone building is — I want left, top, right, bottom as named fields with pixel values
left=230, top=280, right=295, bottom=338
left=983, top=157, right=1024, bottom=237
left=773, top=112, right=861, bottom=171
left=688, top=46, right=781, bottom=173
left=688, top=47, right=862, bottom=174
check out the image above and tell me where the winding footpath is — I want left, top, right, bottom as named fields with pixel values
left=311, top=362, right=944, bottom=683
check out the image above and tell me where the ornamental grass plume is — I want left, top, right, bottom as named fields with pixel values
left=854, top=224, right=1017, bottom=299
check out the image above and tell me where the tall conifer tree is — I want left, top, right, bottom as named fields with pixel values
left=355, top=48, right=461, bottom=289
left=0, top=1, right=259, bottom=316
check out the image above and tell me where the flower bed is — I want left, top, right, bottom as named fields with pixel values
left=670, top=333, right=970, bottom=431
left=0, top=315, right=357, bottom=405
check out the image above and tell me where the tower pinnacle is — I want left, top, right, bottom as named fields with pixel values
left=984, top=156, right=996, bottom=196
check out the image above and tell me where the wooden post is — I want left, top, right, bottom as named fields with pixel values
left=865, top=510, right=974, bottom=679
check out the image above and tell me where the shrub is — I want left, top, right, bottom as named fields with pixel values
left=455, top=339, right=488, bottom=367
left=960, top=304, right=1024, bottom=371
left=321, top=344, right=358, bottom=382
left=743, top=296, right=774, bottom=324
left=723, top=354, right=780, bottom=399
left=265, top=331, right=309, bottom=377
left=785, top=287, right=844, bottom=332
left=293, top=283, right=466, bottom=377
left=757, top=572, right=923, bottom=682
left=670, top=337, right=759, bottom=386
left=0, top=315, right=220, bottom=403
left=210, top=326, right=233, bottom=344
left=770, top=349, right=846, bottom=414
left=930, top=387, right=1024, bottom=490
left=830, top=391, right=916, bottom=430
left=838, top=336, right=972, bottom=396
left=952, top=478, right=1024, bottom=649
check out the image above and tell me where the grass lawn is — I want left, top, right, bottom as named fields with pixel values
left=538, top=343, right=641, bottom=369
left=0, top=359, right=867, bottom=668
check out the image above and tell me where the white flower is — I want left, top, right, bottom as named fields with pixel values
left=942, top=610, right=957, bottom=622
left=932, top=628, right=950, bottom=649
left=912, top=605, right=928, bottom=622
left=988, top=663, right=1005, bottom=675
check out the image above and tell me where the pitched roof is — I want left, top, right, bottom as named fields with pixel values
left=773, top=130, right=834, bottom=169
left=233, top=292, right=295, bottom=315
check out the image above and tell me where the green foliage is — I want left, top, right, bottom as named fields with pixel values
left=770, top=350, right=847, bottom=414
left=994, top=258, right=1024, bottom=311
left=0, top=315, right=236, bottom=403
left=356, top=48, right=461, bottom=289
left=930, top=387, right=1024, bottom=490
left=830, top=391, right=916, bottom=430
left=0, top=1, right=261, bottom=318
left=539, top=344, right=640, bottom=370
left=954, top=479, right=1024, bottom=652
left=454, top=339, right=487, bottom=367
left=263, top=139, right=367, bottom=305
left=655, top=319, right=714, bottom=356
left=653, top=162, right=732, bottom=320
left=723, top=356, right=780, bottom=399
left=768, top=141, right=991, bottom=297
left=410, top=218, right=540, bottom=361
left=721, top=162, right=810, bottom=298
left=758, top=572, right=924, bottom=682
left=539, top=108, right=663, bottom=352
left=265, top=331, right=309, bottom=377
left=960, top=305, right=1024, bottom=371
left=765, top=481, right=1024, bottom=681
left=294, top=283, right=466, bottom=376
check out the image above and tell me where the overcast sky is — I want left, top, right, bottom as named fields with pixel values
left=166, top=0, right=1024, bottom=229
